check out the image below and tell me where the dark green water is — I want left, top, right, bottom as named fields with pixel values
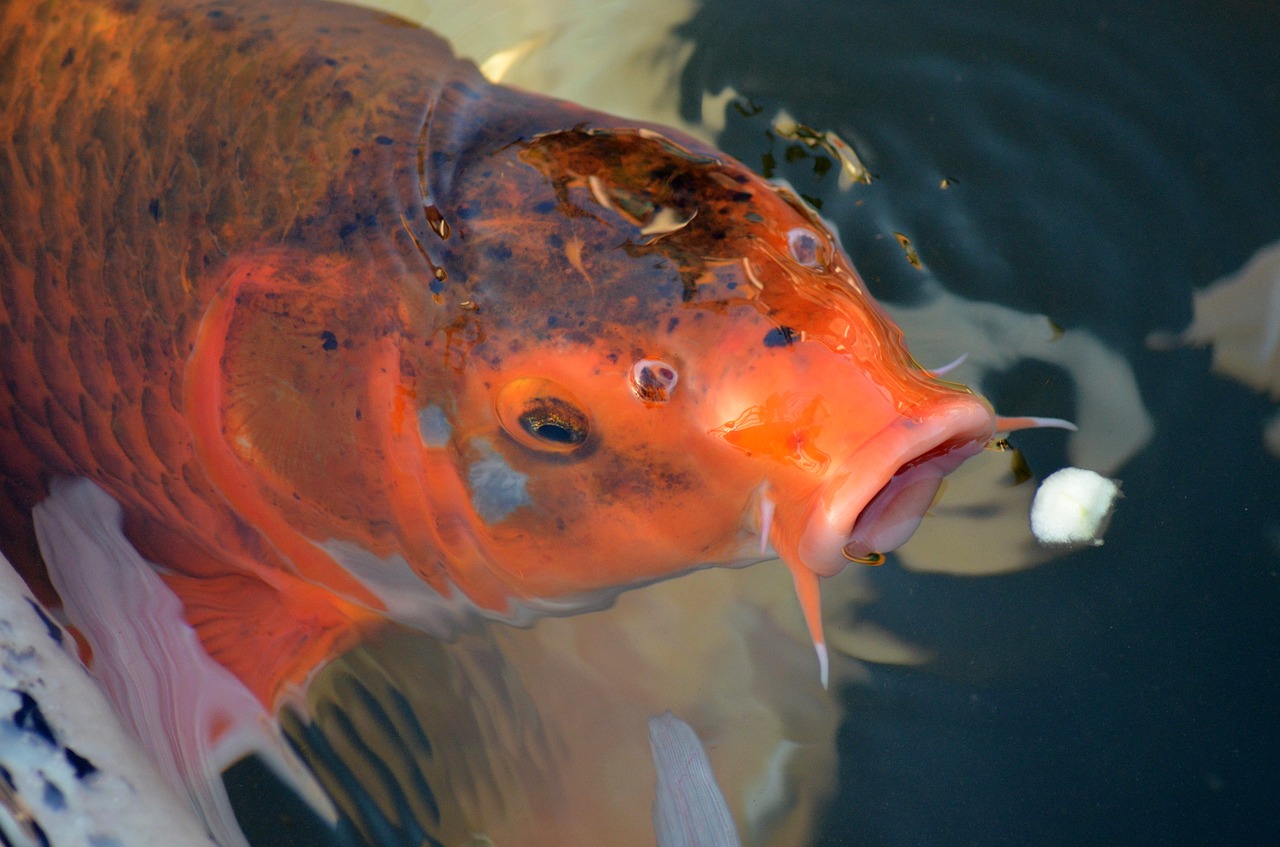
left=675, top=1, right=1280, bottom=844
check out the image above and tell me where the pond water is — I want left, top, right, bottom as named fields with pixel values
left=220, top=1, right=1280, bottom=845
left=669, top=1, right=1280, bottom=845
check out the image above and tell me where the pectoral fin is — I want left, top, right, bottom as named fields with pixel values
left=33, top=477, right=339, bottom=846
left=648, top=711, right=743, bottom=847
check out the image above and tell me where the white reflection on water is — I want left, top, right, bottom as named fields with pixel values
left=1153, top=238, right=1280, bottom=459
left=350, top=0, right=697, bottom=131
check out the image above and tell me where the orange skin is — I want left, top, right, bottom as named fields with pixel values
left=0, top=0, right=996, bottom=706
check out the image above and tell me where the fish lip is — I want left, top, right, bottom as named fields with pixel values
left=796, top=399, right=997, bottom=576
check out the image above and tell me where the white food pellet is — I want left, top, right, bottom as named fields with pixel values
left=1030, top=467, right=1121, bottom=547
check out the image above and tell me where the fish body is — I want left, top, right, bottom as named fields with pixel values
left=0, top=0, right=997, bottom=708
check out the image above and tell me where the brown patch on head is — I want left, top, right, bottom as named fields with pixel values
left=588, top=448, right=698, bottom=507
left=423, top=122, right=833, bottom=356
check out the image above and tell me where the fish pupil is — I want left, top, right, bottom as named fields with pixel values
left=529, top=421, right=575, bottom=443
left=519, top=402, right=588, bottom=446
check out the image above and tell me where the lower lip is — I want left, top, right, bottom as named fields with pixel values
left=798, top=437, right=986, bottom=576
left=840, top=453, right=958, bottom=559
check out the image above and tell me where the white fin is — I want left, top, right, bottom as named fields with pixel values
left=0, top=549, right=216, bottom=847
left=648, top=711, right=743, bottom=847
left=33, top=477, right=337, bottom=847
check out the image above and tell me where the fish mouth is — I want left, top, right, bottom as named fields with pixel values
left=796, top=399, right=997, bottom=577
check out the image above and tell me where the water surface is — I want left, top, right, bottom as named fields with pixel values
left=673, top=1, right=1280, bottom=844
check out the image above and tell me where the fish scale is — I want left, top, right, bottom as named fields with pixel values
left=0, top=0, right=460, bottom=604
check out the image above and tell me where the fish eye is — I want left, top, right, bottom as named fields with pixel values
left=496, top=378, right=591, bottom=453
left=629, top=358, right=679, bottom=404
left=787, top=227, right=826, bottom=269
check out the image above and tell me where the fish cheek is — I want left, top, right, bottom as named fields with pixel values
left=582, top=448, right=704, bottom=532
left=188, top=253, right=404, bottom=546
left=461, top=434, right=589, bottom=532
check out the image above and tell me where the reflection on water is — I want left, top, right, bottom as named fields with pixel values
left=351, top=0, right=697, bottom=130
left=294, top=567, right=841, bottom=846
left=1156, top=238, right=1280, bottom=459
left=673, top=1, right=1280, bottom=845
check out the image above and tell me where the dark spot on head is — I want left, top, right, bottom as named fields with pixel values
left=338, top=222, right=358, bottom=238
left=63, top=747, right=97, bottom=780
left=60, top=48, right=75, bottom=67
left=351, top=147, right=361, bottom=156
left=14, top=691, right=55, bottom=745
left=547, top=315, right=558, bottom=327
left=429, top=278, right=444, bottom=294
left=206, top=7, right=235, bottom=31
left=375, top=135, right=394, bottom=146
left=320, top=330, right=338, bottom=351
left=362, top=214, right=377, bottom=228
left=24, top=599, right=62, bottom=644
left=666, top=316, right=679, bottom=333
left=680, top=271, right=700, bottom=302
left=455, top=206, right=478, bottom=220
left=726, top=280, right=738, bottom=290
left=485, top=244, right=513, bottom=262
left=763, top=326, right=797, bottom=347
left=732, top=191, right=753, bottom=202
left=533, top=200, right=557, bottom=214
left=147, top=198, right=161, bottom=221
left=548, top=233, right=564, bottom=249
left=323, top=57, right=337, bottom=66
left=354, top=408, right=362, bottom=420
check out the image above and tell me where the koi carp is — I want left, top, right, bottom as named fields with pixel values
left=0, top=0, right=1060, bottom=727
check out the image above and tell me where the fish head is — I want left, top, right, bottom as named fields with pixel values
left=419, top=121, right=997, bottom=627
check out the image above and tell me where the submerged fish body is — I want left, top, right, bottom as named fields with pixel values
left=0, top=0, right=996, bottom=710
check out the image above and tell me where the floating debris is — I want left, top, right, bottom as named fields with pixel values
left=1030, top=467, right=1121, bottom=547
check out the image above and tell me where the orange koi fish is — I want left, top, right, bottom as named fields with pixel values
left=0, top=0, right=1054, bottom=728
